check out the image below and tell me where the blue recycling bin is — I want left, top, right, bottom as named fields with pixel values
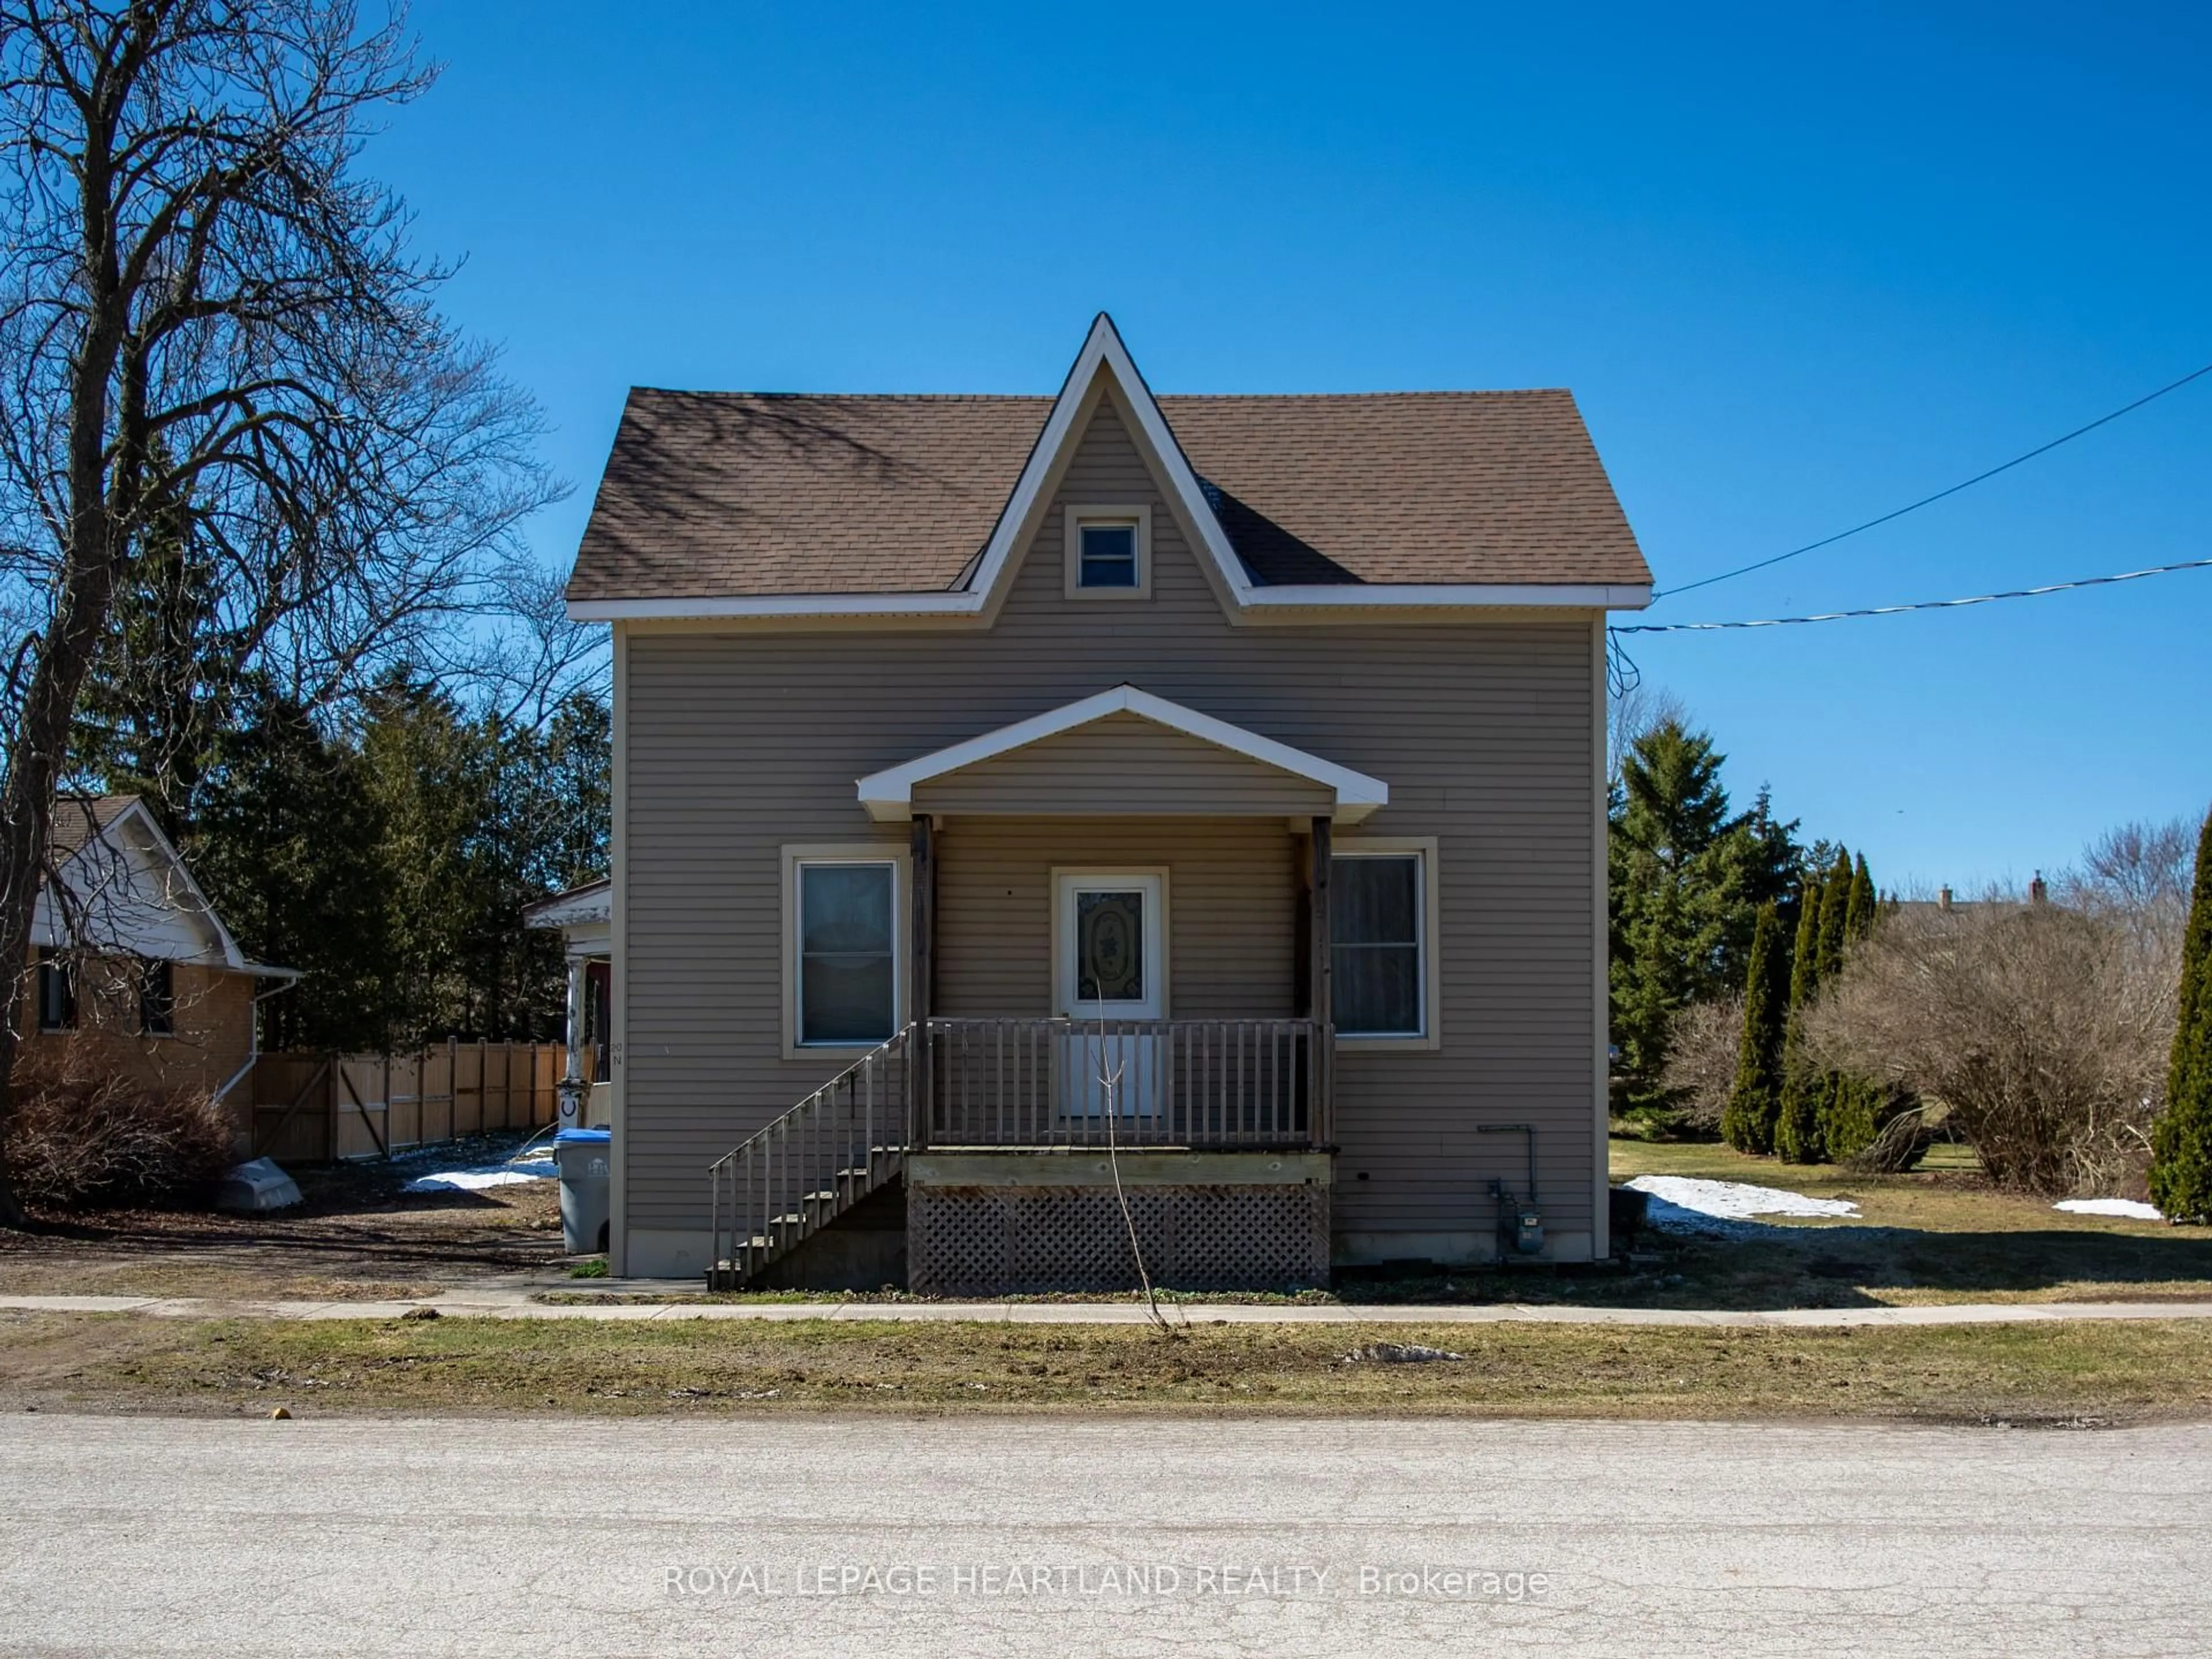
left=554, top=1127, right=612, bottom=1256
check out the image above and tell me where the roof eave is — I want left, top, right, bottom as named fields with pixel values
left=569, top=581, right=1653, bottom=624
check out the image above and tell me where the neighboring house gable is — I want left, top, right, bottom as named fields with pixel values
left=36, top=797, right=253, bottom=969
left=25, top=797, right=293, bottom=1105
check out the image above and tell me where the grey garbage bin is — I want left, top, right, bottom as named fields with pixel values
left=554, top=1128, right=612, bottom=1256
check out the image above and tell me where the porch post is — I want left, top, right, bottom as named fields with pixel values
left=1309, top=815, right=1333, bottom=1147
left=910, top=814, right=935, bottom=1149
left=558, top=953, right=588, bottom=1130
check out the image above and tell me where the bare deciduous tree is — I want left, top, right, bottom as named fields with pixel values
left=1606, top=680, right=1687, bottom=795
left=1658, top=991, right=1741, bottom=1134
left=1804, top=899, right=2173, bottom=1195
left=0, top=0, right=556, bottom=1223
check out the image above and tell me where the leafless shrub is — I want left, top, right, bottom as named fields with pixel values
left=2059, top=816, right=2195, bottom=983
left=1843, top=1100, right=1941, bottom=1175
left=1607, top=683, right=1689, bottom=794
left=1659, top=994, right=1743, bottom=1134
left=1804, top=901, right=2171, bottom=1195
left=3, top=1044, right=235, bottom=1211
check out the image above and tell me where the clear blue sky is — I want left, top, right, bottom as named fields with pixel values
left=373, top=1, right=2211, bottom=891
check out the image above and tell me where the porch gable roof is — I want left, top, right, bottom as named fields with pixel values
left=854, top=684, right=1388, bottom=824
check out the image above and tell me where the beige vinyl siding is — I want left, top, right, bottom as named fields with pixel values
left=935, top=817, right=1296, bottom=1020
left=620, top=388, right=1602, bottom=1247
left=912, top=713, right=1335, bottom=819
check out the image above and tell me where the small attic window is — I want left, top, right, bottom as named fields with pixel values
left=1080, top=524, right=1137, bottom=586
left=1065, top=506, right=1152, bottom=599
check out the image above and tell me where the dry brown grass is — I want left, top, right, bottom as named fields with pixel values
left=3, top=1310, right=2207, bottom=1424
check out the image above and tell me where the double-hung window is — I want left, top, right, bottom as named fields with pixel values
left=36, top=949, right=74, bottom=1033
left=1330, top=843, right=1435, bottom=1042
left=1064, top=505, right=1152, bottom=597
left=788, top=851, right=902, bottom=1049
left=138, top=958, right=175, bottom=1037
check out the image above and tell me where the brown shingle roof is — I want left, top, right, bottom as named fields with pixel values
left=566, top=386, right=1649, bottom=602
left=49, top=794, right=140, bottom=858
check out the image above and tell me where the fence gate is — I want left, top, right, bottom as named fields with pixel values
left=248, top=1041, right=565, bottom=1162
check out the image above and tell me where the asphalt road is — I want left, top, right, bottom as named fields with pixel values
left=1, top=1412, right=2205, bottom=1657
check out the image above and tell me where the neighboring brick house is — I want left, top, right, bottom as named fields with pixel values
left=563, top=315, right=1654, bottom=1287
left=25, top=796, right=295, bottom=1111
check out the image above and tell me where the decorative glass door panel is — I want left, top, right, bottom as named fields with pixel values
left=1054, top=872, right=1164, bottom=1116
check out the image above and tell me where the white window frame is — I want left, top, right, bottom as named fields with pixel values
left=1330, top=836, right=1441, bottom=1050
left=781, top=843, right=910, bottom=1059
left=1063, top=503, right=1153, bottom=600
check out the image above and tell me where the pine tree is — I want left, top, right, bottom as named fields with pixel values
left=2150, top=808, right=2212, bottom=1221
left=1609, top=721, right=1749, bottom=1101
left=1722, top=902, right=1789, bottom=1153
left=190, top=694, right=396, bottom=1051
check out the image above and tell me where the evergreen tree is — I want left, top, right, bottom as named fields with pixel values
left=1608, top=720, right=1801, bottom=1107
left=1845, top=851, right=1877, bottom=943
left=1813, top=848, right=1854, bottom=983
left=1786, top=873, right=1823, bottom=1010
left=190, top=694, right=395, bottom=1051
left=1774, top=1041, right=1827, bottom=1163
left=70, top=474, right=243, bottom=837
left=1722, top=902, right=1789, bottom=1153
left=2151, top=808, right=2212, bottom=1221
left=1775, top=870, right=1831, bottom=1163
left=1817, top=851, right=1889, bottom=1161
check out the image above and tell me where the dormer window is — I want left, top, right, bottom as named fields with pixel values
left=1065, top=505, right=1152, bottom=599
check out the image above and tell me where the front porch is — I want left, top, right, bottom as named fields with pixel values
left=707, top=1013, right=1337, bottom=1290
left=704, top=686, right=1397, bottom=1291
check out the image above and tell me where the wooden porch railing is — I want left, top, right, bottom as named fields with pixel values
left=915, top=1016, right=1327, bottom=1152
left=706, top=1016, right=1330, bottom=1287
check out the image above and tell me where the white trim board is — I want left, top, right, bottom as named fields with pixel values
left=564, top=313, right=1655, bottom=625
left=854, top=684, right=1389, bottom=824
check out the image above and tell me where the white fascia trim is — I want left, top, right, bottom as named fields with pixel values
left=1247, top=582, right=1654, bottom=611
left=567, top=590, right=984, bottom=622
left=855, top=683, right=1389, bottom=823
left=568, top=581, right=1653, bottom=622
left=56, top=798, right=251, bottom=971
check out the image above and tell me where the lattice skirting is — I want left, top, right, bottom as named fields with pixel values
left=908, top=1184, right=1330, bottom=1297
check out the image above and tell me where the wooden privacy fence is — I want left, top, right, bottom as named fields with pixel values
left=249, top=1041, right=567, bottom=1164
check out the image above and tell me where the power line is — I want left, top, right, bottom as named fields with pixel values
left=1656, top=359, right=2212, bottom=600
left=1616, top=554, right=2212, bottom=633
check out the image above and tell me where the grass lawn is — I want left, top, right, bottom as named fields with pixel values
left=3, top=1309, right=2208, bottom=1423
left=1599, top=1138, right=2212, bottom=1311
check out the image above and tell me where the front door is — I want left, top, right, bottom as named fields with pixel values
left=1054, top=872, right=1165, bottom=1116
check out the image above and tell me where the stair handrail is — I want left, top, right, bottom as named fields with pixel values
left=709, top=1024, right=912, bottom=1287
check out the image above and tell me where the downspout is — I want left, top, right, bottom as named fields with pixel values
left=212, top=974, right=298, bottom=1105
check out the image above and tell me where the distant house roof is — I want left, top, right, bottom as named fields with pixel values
left=524, top=877, right=611, bottom=931
left=566, top=318, right=1652, bottom=609
left=37, top=796, right=293, bottom=975
left=48, top=794, right=143, bottom=857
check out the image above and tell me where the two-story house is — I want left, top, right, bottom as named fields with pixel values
left=563, top=316, right=1653, bottom=1287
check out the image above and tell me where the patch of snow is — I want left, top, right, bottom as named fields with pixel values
left=1624, top=1175, right=1861, bottom=1240
left=403, top=1152, right=556, bottom=1195
left=2054, top=1198, right=2163, bottom=1221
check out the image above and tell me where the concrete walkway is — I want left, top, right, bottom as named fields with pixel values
left=6, top=1287, right=2212, bottom=1326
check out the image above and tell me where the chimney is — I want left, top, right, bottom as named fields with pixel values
left=2029, top=871, right=2048, bottom=906
left=1937, top=885, right=1953, bottom=912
